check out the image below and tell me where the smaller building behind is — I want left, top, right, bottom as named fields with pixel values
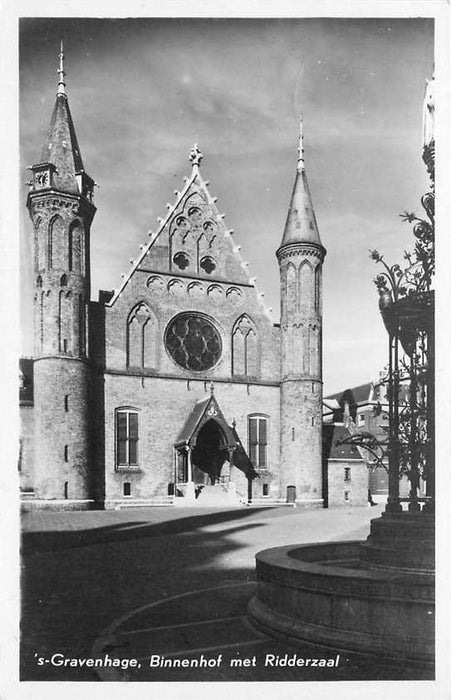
left=322, top=423, right=367, bottom=507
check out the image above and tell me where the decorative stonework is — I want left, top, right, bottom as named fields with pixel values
left=187, top=281, right=205, bottom=298
left=167, top=279, right=185, bottom=296
left=189, top=143, right=203, bottom=167
left=277, top=243, right=325, bottom=263
left=146, top=275, right=164, bottom=291
left=164, top=312, right=222, bottom=372
left=207, top=284, right=223, bottom=301
left=226, top=287, right=242, bottom=303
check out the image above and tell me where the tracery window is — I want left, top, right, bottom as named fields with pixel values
left=165, top=312, right=222, bottom=371
left=116, top=409, right=139, bottom=468
left=232, top=315, right=258, bottom=377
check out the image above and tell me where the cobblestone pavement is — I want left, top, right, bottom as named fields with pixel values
left=20, top=503, right=432, bottom=682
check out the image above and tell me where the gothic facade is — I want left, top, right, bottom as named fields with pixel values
left=19, top=51, right=367, bottom=510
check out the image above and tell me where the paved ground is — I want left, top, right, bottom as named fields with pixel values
left=20, top=502, right=433, bottom=682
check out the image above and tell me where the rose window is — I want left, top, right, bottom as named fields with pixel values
left=165, top=313, right=222, bottom=371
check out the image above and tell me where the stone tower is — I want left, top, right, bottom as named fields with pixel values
left=27, top=45, right=96, bottom=502
left=277, top=117, right=326, bottom=504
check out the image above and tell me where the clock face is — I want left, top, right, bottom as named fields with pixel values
left=165, top=312, right=222, bottom=371
left=35, top=170, right=49, bottom=189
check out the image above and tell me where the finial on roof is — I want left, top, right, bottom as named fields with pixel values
left=297, top=114, right=305, bottom=172
left=210, top=381, right=214, bottom=396
left=57, top=40, right=66, bottom=96
left=189, top=143, right=203, bottom=167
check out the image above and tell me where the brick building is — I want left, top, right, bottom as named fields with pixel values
left=19, top=49, right=366, bottom=510
left=323, top=380, right=390, bottom=503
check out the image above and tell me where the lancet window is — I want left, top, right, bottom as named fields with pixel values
left=127, top=302, right=157, bottom=369
left=232, top=315, right=258, bottom=377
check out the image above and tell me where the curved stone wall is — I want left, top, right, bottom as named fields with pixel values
left=248, top=541, right=434, bottom=665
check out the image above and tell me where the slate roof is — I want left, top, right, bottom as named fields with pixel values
left=322, top=424, right=363, bottom=461
left=280, top=168, right=323, bottom=248
left=230, top=425, right=258, bottom=479
left=325, top=383, right=373, bottom=406
left=175, top=395, right=236, bottom=450
left=40, top=93, right=85, bottom=194
left=175, top=394, right=257, bottom=478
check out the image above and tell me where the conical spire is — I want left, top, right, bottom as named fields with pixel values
left=279, top=116, right=322, bottom=249
left=39, top=43, right=85, bottom=195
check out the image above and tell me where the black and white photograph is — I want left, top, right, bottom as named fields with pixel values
left=1, top=2, right=449, bottom=697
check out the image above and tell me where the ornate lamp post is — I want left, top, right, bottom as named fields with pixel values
left=370, top=190, right=434, bottom=516
left=338, top=76, right=435, bottom=571
left=249, top=77, right=435, bottom=666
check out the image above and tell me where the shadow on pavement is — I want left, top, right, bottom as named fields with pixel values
left=20, top=505, right=431, bottom=683
left=21, top=506, right=273, bottom=554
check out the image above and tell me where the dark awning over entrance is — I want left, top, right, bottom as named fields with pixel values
left=175, top=393, right=257, bottom=479
left=231, top=425, right=258, bottom=479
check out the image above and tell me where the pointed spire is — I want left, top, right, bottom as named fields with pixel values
left=39, top=43, right=87, bottom=195
left=278, top=116, right=323, bottom=249
left=57, top=40, right=66, bottom=95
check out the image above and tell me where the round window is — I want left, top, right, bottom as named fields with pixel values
left=173, top=251, right=190, bottom=270
left=200, top=256, right=216, bottom=274
left=165, top=313, right=222, bottom=371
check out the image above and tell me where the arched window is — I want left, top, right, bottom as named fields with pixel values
left=59, top=291, right=72, bottom=354
left=42, top=290, right=52, bottom=352
left=298, top=261, right=314, bottom=313
left=143, top=314, right=157, bottom=369
left=116, top=409, right=140, bottom=468
left=127, top=302, right=157, bottom=369
left=39, top=290, right=45, bottom=350
left=314, top=267, right=321, bottom=312
left=232, top=315, right=258, bottom=377
left=49, top=215, right=65, bottom=269
left=35, top=218, right=46, bottom=271
left=69, top=221, right=84, bottom=274
left=248, top=414, right=268, bottom=469
left=286, top=262, right=297, bottom=310
left=78, top=295, right=86, bottom=356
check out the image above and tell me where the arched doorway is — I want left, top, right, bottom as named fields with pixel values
left=192, top=419, right=229, bottom=485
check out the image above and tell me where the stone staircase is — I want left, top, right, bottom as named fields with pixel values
left=195, top=483, right=243, bottom=506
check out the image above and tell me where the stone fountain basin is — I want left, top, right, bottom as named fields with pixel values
left=248, top=540, right=434, bottom=665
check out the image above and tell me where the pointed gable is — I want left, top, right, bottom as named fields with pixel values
left=142, top=162, right=250, bottom=283
left=108, top=144, right=269, bottom=312
left=175, top=394, right=237, bottom=449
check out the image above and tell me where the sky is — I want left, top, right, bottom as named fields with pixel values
left=19, top=17, right=434, bottom=394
